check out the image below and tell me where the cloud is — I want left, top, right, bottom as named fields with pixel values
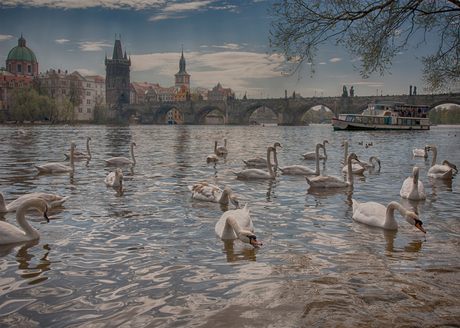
left=55, top=39, right=70, bottom=44
left=130, top=49, right=286, bottom=93
left=148, top=0, right=214, bottom=21
left=78, top=41, right=113, bottom=51
left=211, top=43, right=241, bottom=50
left=0, top=35, right=14, bottom=42
left=329, top=58, right=342, bottom=63
left=74, top=68, right=98, bottom=76
left=1, top=0, right=167, bottom=10
left=319, top=62, right=326, bottom=65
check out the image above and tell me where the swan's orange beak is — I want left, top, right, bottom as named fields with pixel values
left=415, top=220, right=426, bottom=233
left=249, top=236, right=262, bottom=248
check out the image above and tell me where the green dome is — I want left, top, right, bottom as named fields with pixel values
left=7, top=37, right=37, bottom=63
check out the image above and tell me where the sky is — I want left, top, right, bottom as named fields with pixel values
left=0, top=0, right=444, bottom=100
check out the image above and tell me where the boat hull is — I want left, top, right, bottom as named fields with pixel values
left=331, top=118, right=430, bottom=131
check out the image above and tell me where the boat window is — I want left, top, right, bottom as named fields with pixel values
left=379, top=118, right=385, bottom=124
left=363, top=117, right=368, bottom=123
left=355, top=116, right=362, bottom=123
left=374, top=117, right=379, bottom=124
left=346, top=116, right=354, bottom=122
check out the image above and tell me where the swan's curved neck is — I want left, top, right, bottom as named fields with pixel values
left=322, top=140, right=327, bottom=157
left=430, top=147, right=437, bottom=167
left=346, top=154, right=354, bottom=185
left=130, top=143, right=136, bottom=164
left=86, top=138, right=91, bottom=158
left=314, top=144, right=321, bottom=174
left=225, top=216, right=247, bottom=240
left=267, top=148, right=275, bottom=178
left=16, top=204, right=39, bottom=239
left=343, top=141, right=348, bottom=164
left=385, top=202, right=407, bottom=228
left=0, top=193, right=7, bottom=213
left=219, top=188, right=231, bottom=204
left=69, top=144, right=75, bottom=169
left=214, top=141, right=218, bottom=155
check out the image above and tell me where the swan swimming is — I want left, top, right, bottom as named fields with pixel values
left=215, top=204, right=262, bottom=247
left=352, top=199, right=426, bottom=233
left=0, top=198, right=50, bottom=245
left=242, top=142, right=282, bottom=167
left=104, top=142, right=137, bottom=165
left=104, top=168, right=123, bottom=188
left=340, top=140, right=365, bottom=174
left=356, top=155, right=381, bottom=170
left=65, top=136, right=91, bottom=159
left=277, top=143, right=324, bottom=175
left=425, top=145, right=457, bottom=179
left=206, top=141, right=219, bottom=163
left=216, top=138, right=228, bottom=155
left=233, top=146, right=277, bottom=179
left=306, top=152, right=360, bottom=188
left=413, top=148, right=428, bottom=158
left=400, top=167, right=426, bottom=200
left=0, top=191, right=70, bottom=213
left=188, top=183, right=240, bottom=208
left=301, top=139, right=328, bottom=160
left=34, top=141, right=76, bottom=173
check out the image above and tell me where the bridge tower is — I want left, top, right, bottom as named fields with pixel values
left=105, top=35, right=131, bottom=107
left=175, top=47, right=190, bottom=89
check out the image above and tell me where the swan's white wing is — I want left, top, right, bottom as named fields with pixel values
left=280, top=165, right=315, bottom=175
left=342, top=164, right=365, bottom=174
left=413, top=149, right=427, bottom=157
left=104, top=157, right=133, bottom=165
left=34, top=163, right=72, bottom=173
left=232, top=168, right=270, bottom=179
left=428, top=165, right=453, bottom=179
left=215, top=207, right=253, bottom=239
left=0, top=221, right=27, bottom=244
left=189, top=183, right=222, bottom=202
left=104, top=171, right=115, bottom=186
left=306, top=175, right=347, bottom=188
left=242, top=157, right=267, bottom=166
left=352, top=200, right=387, bottom=228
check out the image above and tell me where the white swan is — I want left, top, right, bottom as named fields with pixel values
left=277, top=142, right=324, bottom=175
left=340, top=140, right=365, bottom=174
left=216, top=138, right=228, bottom=155
left=426, top=145, right=456, bottom=179
left=400, top=167, right=426, bottom=200
left=352, top=199, right=426, bottom=233
left=34, top=141, right=76, bottom=173
left=306, top=152, right=360, bottom=188
left=0, top=198, right=50, bottom=245
left=0, top=192, right=70, bottom=213
left=188, top=183, right=240, bottom=208
left=233, top=146, right=277, bottom=179
left=215, top=204, right=262, bottom=247
left=65, top=136, right=91, bottom=159
left=301, top=139, right=328, bottom=160
left=104, top=168, right=123, bottom=188
left=242, top=142, right=282, bottom=167
left=104, top=142, right=137, bottom=165
left=206, top=141, right=219, bottom=163
left=356, top=155, right=381, bottom=169
left=413, top=148, right=428, bottom=158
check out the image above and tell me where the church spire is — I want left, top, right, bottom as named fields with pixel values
left=177, top=46, right=187, bottom=75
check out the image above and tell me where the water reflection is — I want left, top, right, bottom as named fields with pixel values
left=400, top=197, right=426, bottom=215
left=221, top=240, right=258, bottom=262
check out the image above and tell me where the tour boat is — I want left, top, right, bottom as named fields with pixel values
left=332, top=102, right=430, bottom=131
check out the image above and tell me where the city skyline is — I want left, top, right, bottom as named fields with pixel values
left=0, top=0, right=444, bottom=100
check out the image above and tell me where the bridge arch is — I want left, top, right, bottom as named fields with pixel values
left=240, top=103, right=281, bottom=125
left=293, top=102, right=334, bottom=125
left=194, top=106, right=226, bottom=124
left=149, top=104, right=178, bottom=124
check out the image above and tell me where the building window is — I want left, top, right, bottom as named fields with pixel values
left=87, top=99, right=91, bottom=104
left=87, top=108, right=91, bottom=113
left=17, top=64, right=22, bottom=72
left=9, top=80, right=14, bottom=87
left=87, top=83, right=91, bottom=87
left=87, top=91, right=91, bottom=96
left=28, top=65, right=31, bottom=73
left=8, top=64, right=11, bottom=72
left=78, top=108, right=83, bottom=113
left=62, top=89, right=66, bottom=94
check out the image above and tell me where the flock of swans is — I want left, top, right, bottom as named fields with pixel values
left=1, top=135, right=458, bottom=248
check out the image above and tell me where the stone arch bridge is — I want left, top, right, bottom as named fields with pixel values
left=119, top=93, right=460, bottom=125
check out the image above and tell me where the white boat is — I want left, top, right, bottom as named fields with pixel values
left=332, top=102, right=430, bottom=131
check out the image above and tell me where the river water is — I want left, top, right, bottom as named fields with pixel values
left=0, top=123, right=459, bottom=327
